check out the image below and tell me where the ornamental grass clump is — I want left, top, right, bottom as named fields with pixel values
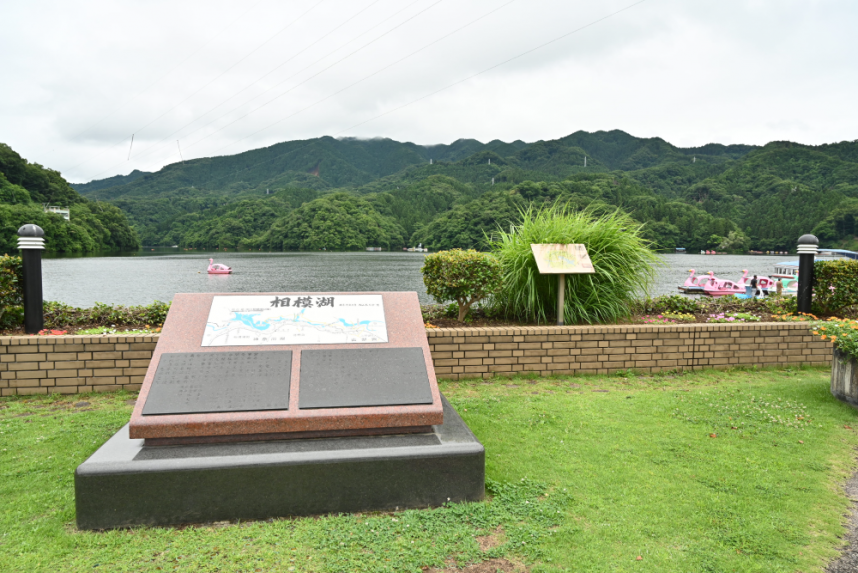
left=490, top=204, right=661, bottom=324
left=421, top=249, right=503, bottom=322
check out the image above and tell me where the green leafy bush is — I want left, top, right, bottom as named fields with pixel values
left=42, top=301, right=171, bottom=330
left=642, top=295, right=703, bottom=315
left=491, top=204, right=661, bottom=324
left=642, top=293, right=796, bottom=318
left=0, top=254, right=23, bottom=328
left=421, top=249, right=503, bottom=321
left=812, top=259, right=858, bottom=316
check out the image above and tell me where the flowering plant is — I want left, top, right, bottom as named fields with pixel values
left=773, top=312, right=816, bottom=323
left=707, top=312, right=761, bottom=323
left=662, top=312, right=695, bottom=322
left=810, top=317, right=858, bottom=360
left=36, top=329, right=67, bottom=336
left=637, top=315, right=677, bottom=325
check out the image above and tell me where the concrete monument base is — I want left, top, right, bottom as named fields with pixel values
left=75, top=396, right=484, bottom=530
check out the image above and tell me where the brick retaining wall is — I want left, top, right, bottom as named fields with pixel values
left=426, top=322, right=829, bottom=380
left=0, top=323, right=829, bottom=395
left=0, top=336, right=158, bottom=396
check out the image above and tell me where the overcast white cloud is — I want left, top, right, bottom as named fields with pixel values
left=1, top=0, right=856, bottom=183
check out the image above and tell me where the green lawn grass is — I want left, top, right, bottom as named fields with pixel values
left=1, top=367, right=857, bottom=572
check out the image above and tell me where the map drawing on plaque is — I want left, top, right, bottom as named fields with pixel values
left=530, top=243, right=595, bottom=274
left=201, top=294, right=388, bottom=347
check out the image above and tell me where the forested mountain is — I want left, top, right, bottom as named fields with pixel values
left=58, top=130, right=858, bottom=252
left=0, top=144, right=139, bottom=254
left=71, top=169, right=150, bottom=195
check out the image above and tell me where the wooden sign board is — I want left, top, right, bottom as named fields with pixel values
left=530, top=244, right=595, bottom=274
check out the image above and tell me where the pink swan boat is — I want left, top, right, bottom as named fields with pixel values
left=679, top=269, right=712, bottom=293
left=703, top=270, right=777, bottom=297
left=702, top=274, right=745, bottom=296
left=683, top=269, right=706, bottom=288
left=207, top=258, right=232, bottom=274
left=735, top=270, right=776, bottom=292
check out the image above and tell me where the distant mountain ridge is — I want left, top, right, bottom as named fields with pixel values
left=73, top=131, right=754, bottom=200
left=63, top=130, right=858, bottom=253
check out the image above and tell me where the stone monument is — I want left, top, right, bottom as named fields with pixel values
left=75, top=291, right=484, bottom=530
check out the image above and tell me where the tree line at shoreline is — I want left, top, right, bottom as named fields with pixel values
left=0, top=144, right=138, bottom=254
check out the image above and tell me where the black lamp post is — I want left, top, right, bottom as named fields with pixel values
left=796, top=234, right=818, bottom=315
left=17, top=224, right=45, bottom=334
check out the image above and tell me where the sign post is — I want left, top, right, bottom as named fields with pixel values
left=530, top=244, right=595, bottom=326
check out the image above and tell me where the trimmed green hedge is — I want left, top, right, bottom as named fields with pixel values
left=42, top=301, right=171, bottom=330
left=813, top=259, right=858, bottom=316
left=0, top=254, right=23, bottom=328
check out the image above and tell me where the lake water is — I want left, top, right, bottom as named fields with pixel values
left=41, top=250, right=797, bottom=308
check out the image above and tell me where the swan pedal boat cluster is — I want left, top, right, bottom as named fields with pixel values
left=679, top=269, right=797, bottom=297
left=207, top=258, right=232, bottom=274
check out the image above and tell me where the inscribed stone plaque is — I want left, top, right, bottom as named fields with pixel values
left=530, top=243, right=595, bottom=274
left=142, top=351, right=292, bottom=416
left=201, top=294, right=388, bottom=346
left=299, top=348, right=433, bottom=409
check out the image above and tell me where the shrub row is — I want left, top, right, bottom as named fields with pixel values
left=0, top=255, right=23, bottom=329
left=640, top=294, right=798, bottom=317
left=42, top=301, right=171, bottom=330
left=813, top=259, right=858, bottom=316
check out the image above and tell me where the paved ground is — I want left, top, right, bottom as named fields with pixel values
left=827, top=459, right=858, bottom=573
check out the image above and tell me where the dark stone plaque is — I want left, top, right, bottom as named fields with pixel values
left=299, top=348, right=433, bottom=409
left=142, top=351, right=292, bottom=416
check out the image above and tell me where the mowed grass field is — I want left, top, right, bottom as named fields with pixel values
left=1, top=367, right=857, bottom=572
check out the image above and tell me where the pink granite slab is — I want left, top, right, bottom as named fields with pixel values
left=128, top=292, right=443, bottom=440
left=143, top=425, right=434, bottom=447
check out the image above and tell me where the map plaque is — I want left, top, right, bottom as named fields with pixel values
left=129, top=292, right=443, bottom=440
left=530, top=243, right=595, bottom=326
left=141, top=351, right=292, bottom=415
left=299, top=348, right=433, bottom=409
left=202, top=294, right=388, bottom=346
left=530, top=243, right=595, bottom=274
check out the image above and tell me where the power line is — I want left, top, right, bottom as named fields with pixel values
left=183, top=0, right=446, bottom=152
left=208, top=0, right=517, bottom=154
left=69, top=0, right=324, bottom=175
left=94, top=0, right=396, bottom=176
left=171, top=0, right=648, bottom=187
left=340, top=0, right=650, bottom=135
left=94, top=0, right=649, bottom=190
left=57, top=0, right=267, bottom=170
left=128, top=0, right=326, bottom=151
left=84, top=0, right=425, bottom=181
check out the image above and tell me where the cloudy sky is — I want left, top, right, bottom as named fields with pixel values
left=2, top=0, right=856, bottom=183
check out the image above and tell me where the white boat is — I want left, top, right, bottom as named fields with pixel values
left=773, top=256, right=842, bottom=277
